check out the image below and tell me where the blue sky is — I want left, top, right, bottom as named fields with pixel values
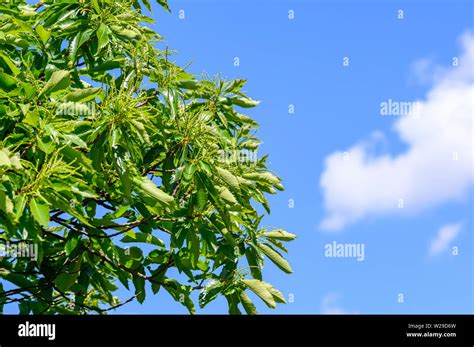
left=110, top=0, right=474, bottom=314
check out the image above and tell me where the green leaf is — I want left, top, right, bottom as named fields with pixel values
left=196, top=190, right=207, bottom=212
left=29, top=198, right=50, bottom=228
left=113, top=28, right=139, bottom=39
left=131, top=119, right=150, bottom=143
left=0, top=190, right=13, bottom=215
left=61, top=133, right=88, bottom=148
left=262, top=229, right=297, bottom=241
left=219, top=227, right=235, bottom=247
left=97, top=23, right=110, bottom=52
left=242, top=279, right=276, bottom=309
left=0, top=52, right=20, bottom=75
left=218, top=186, right=238, bottom=205
left=239, top=291, right=258, bottom=315
left=229, top=96, right=260, bottom=108
left=35, top=25, right=51, bottom=44
left=155, top=0, right=170, bottom=11
left=256, top=243, right=293, bottom=274
left=226, top=293, right=242, bottom=315
left=177, top=80, right=200, bottom=90
left=224, top=79, right=246, bottom=93
left=199, top=279, right=222, bottom=308
left=0, top=150, right=10, bottom=167
left=216, top=167, right=240, bottom=192
left=245, top=246, right=262, bottom=280
left=121, top=231, right=165, bottom=247
left=37, top=135, right=55, bottom=154
left=4, top=272, right=34, bottom=289
left=65, top=87, right=100, bottom=102
left=163, top=279, right=195, bottom=314
left=65, top=233, right=80, bottom=256
left=55, top=259, right=81, bottom=292
left=132, top=276, right=146, bottom=304
left=14, top=195, right=27, bottom=221
left=189, top=229, right=200, bottom=267
left=263, top=282, right=286, bottom=304
left=142, top=0, right=152, bottom=11
left=0, top=72, right=16, bottom=91
left=133, top=176, right=175, bottom=208
left=39, top=70, right=71, bottom=97
left=243, top=171, right=281, bottom=185
left=84, top=59, right=123, bottom=73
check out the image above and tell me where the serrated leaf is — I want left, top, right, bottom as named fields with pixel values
left=230, top=96, right=260, bottom=108
left=177, top=80, right=200, bottom=90
left=155, top=0, right=170, bottom=11
left=189, top=230, right=200, bottom=268
left=226, top=293, right=242, bottom=315
left=199, top=279, right=222, bottom=308
left=218, top=186, right=237, bottom=205
left=39, top=70, right=71, bottom=97
left=242, top=279, right=276, bottom=309
left=163, top=279, right=195, bottom=314
left=243, top=171, right=281, bottom=185
left=239, top=291, right=258, bottom=315
left=224, top=79, right=246, bottom=93
left=216, top=167, right=239, bottom=192
left=262, top=282, right=286, bottom=304
left=35, top=25, right=51, bottom=45
left=131, top=119, right=150, bottom=143
left=0, top=52, right=20, bottom=75
left=262, top=229, right=297, bottom=241
left=267, top=238, right=288, bottom=253
left=196, top=190, right=207, bottom=211
left=121, top=231, right=165, bottom=247
left=0, top=150, right=10, bottom=167
left=68, top=32, right=81, bottom=64
left=142, top=0, right=152, bottom=11
left=29, top=198, right=50, bottom=228
left=219, top=227, right=235, bottom=247
left=0, top=72, right=16, bottom=91
left=97, top=23, right=110, bottom=52
left=245, top=246, right=262, bottom=280
left=65, top=87, right=100, bottom=102
left=14, top=195, right=27, bottom=221
left=256, top=243, right=293, bottom=274
left=0, top=190, right=13, bottom=215
left=133, top=176, right=175, bottom=207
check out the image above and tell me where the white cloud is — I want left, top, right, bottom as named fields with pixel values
left=320, top=32, right=474, bottom=231
left=320, top=293, right=355, bottom=314
left=429, top=223, right=462, bottom=256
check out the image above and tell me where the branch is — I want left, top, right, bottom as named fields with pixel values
left=143, top=142, right=182, bottom=175
left=149, top=168, right=176, bottom=173
left=135, top=91, right=158, bottom=108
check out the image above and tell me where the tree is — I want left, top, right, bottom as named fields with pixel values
left=0, top=0, right=296, bottom=314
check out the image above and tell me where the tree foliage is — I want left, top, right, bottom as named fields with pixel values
left=0, top=0, right=295, bottom=314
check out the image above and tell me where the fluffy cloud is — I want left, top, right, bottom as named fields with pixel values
left=429, top=223, right=462, bottom=256
left=320, top=293, right=355, bottom=314
left=320, top=33, right=474, bottom=231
